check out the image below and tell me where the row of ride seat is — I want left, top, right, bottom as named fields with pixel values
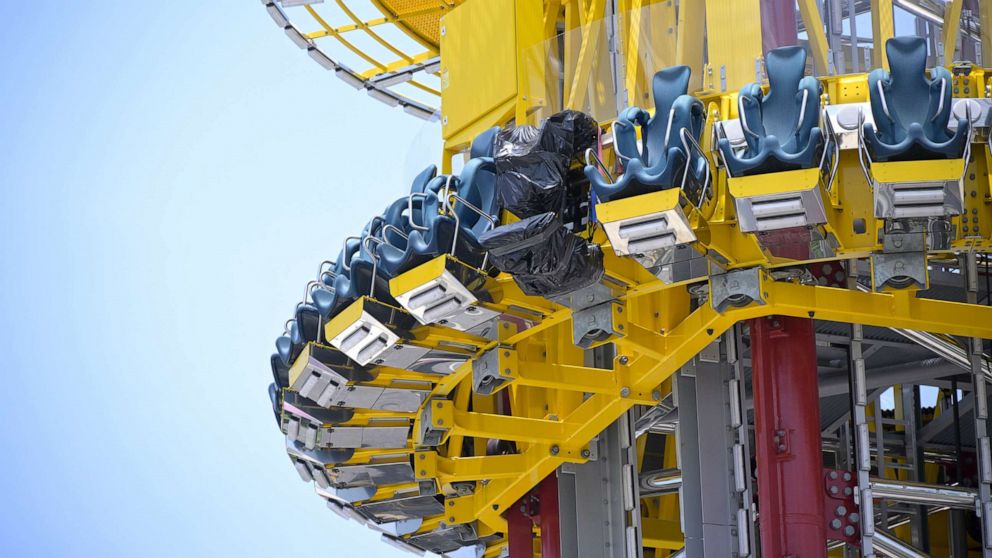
left=265, top=34, right=974, bottom=556
left=585, top=36, right=969, bottom=203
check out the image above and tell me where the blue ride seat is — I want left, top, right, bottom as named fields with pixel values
left=332, top=217, right=401, bottom=309
left=312, top=237, right=361, bottom=319
left=276, top=320, right=301, bottom=365
left=377, top=157, right=500, bottom=277
left=271, top=353, right=290, bottom=389
left=268, top=383, right=282, bottom=427
left=718, top=46, right=823, bottom=176
left=864, top=36, right=969, bottom=162
left=585, top=65, right=706, bottom=202
left=470, top=127, right=501, bottom=158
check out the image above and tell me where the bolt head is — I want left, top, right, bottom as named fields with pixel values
left=620, top=387, right=631, bottom=398
left=619, top=356, right=629, bottom=365
left=835, top=505, right=847, bottom=516
left=550, top=445, right=560, bottom=456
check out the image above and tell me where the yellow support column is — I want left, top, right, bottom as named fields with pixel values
left=871, top=0, right=895, bottom=69
left=941, top=0, right=964, bottom=65
left=675, top=0, right=705, bottom=92
left=797, top=0, right=830, bottom=74
left=982, top=0, right=992, bottom=67
left=704, top=0, right=762, bottom=92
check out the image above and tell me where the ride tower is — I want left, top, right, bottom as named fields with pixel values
left=262, top=0, right=992, bottom=556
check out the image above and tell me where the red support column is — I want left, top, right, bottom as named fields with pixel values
left=505, top=499, right=534, bottom=558
left=751, top=316, right=826, bottom=558
left=537, top=474, right=561, bottom=558
left=504, top=474, right=560, bottom=558
left=760, top=0, right=799, bottom=52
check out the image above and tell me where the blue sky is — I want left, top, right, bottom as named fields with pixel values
left=0, top=2, right=435, bottom=556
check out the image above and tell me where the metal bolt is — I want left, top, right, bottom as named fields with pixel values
left=843, top=472, right=852, bottom=481
left=619, top=356, right=629, bottom=365
left=550, top=445, right=560, bottom=455
left=829, top=471, right=838, bottom=480
left=830, top=486, right=839, bottom=495
left=581, top=449, right=591, bottom=458
left=620, top=387, right=631, bottom=398
left=848, top=513, right=860, bottom=523
left=420, top=470, right=426, bottom=476
left=419, top=454, right=425, bottom=460
left=835, top=505, right=847, bottom=516
left=831, top=519, right=842, bottom=529
left=844, top=525, right=855, bottom=537
left=437, top=419, right=444, bottom=425
left=503, top=351, right=510, bottom=357
left=777, top=444, right=787, bottom=452
left=651, top=390, right=661, bottom=401
left=843, top=487, right=853, bottom=496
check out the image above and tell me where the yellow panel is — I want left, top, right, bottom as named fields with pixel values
left=727, top=167, right=820, bottom=199
left=596, top=188, right=682, bottom=223
left=871, top=158, right=964, bottom=183
left=871, top=0, right=894, bottom=69
left=704, top=0, right=762, bottom=93
left=440, top=0, right=517, bottom=141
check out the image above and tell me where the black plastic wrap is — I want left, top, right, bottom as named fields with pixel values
left=479, top=212, right=604, bottom=298
left=539, top=110, right=599, bottom=160
left=493, top=110, right=599, bottom=219
left=494, top=126, right=569, bottom=218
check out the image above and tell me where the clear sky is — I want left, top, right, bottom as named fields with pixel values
left=0, top=2, right=435, bottom=556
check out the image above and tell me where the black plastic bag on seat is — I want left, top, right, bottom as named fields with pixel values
left=494, top=126, right=569, bottom=218
left=539, top=110, right=599, bottom=160
left=479, top=212, right=604, bottom=298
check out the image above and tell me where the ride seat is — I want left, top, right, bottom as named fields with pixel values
left=377, top=157, right=500, bottom=276
left=312, top=237, right=361, bottom=319
left=585, top=65, right=706, bottom=202
left=864, top=36, right=969, bottom=162
left=718, top=46, right=823, bottom=176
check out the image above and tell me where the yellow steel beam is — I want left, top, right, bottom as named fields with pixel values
left=871, top=0, right=895, bottom=69
left=641, top=518, right=685, bottom=550
left=982, top=1, right=992, bottom=67
left=456, top=280, right=992, bottom=531
left=941, top=0, right=964, bottom=65
left=675, top=0, right=706, bottom=92
left=797, top=0, right=830, bottom=74
left=704, top=0, right=763, bottom=92
left=564, top=0, right=607, bottom=111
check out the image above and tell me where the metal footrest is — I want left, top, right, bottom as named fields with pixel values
left=868, top=157, right=966, bottom=220
left=325, top=297, right=474, bottom=374
left=289, top=343, right=430, bottom=412
left=729, top=166, right=829, bottom=233
left=391, top=256, right=501, bottom=332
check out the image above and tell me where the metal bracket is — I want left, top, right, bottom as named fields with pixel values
left=571, top=301, right=623, bottom=349
left=472, top=347, right=516, bottom=396
left=419, top=399, right=453, bottom=446
left=710, top=268, right=767, bottom=313
left=871, top=252, right=928, bottom=291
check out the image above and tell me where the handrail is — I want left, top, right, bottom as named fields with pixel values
left=447, top=193, right=497, bottom=270
left=612, top=120, right=632, bottom=162
left=407, top=192, right=430, bottom=232
left=362, top=236, right=385, bottom=298
left=585, top=148, right=615, bottom=184
left=679, top=127, right=712, bottom=208
left=340, top=235, right=362, bottom=272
